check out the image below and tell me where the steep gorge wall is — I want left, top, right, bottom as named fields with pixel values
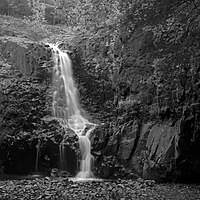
left=0, top=36, right=64, bottom=175
left=91, top=113, right=200, bottom=182
left=0, top=35, right=106, bottom=176
left=0, top=21, right=199, bottom=182
left=89, top=8, right=200, bottom=182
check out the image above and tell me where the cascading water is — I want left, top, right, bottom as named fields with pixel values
left=59, top=139, right=66, bottom=171
left=76, top=126, right=95, bottom=179
left=49, top=44, right=95, bottom=179
left=35, top=138, right=40, bottom=173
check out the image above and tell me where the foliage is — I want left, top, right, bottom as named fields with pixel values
left=28, top=0, right=47, bottom=24
left=0, top=0, right=32, bottom=18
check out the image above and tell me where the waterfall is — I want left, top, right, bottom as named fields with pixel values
left=49, top=44, right=95, bottom=179
left=76, top=126, right=95, bottom=179
left=59, top=140, right=66, bottom=171
left=35, top=138, right=40, bottom=173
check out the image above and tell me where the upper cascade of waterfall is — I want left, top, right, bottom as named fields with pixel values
left=49, top=43, right=92, bottom=136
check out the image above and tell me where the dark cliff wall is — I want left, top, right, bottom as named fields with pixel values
left=0, top=36, right=63, bottom=175
left=0, top=33, right=108, bottom=175
left=1, top=0, right=200, bottom=182
left=91, top=115, right=200, bottom=182
left=90, top=1, right=200, bottom=182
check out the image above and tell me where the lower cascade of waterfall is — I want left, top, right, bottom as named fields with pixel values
left=49, top=43, right=95, bottom=180
left=76, top=126, right=95, bottom=179
left=59, top=140, right=67, bottom=171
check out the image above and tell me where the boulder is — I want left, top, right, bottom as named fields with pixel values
left=131, top=120, right=180, bottom=181
left=118, top=138, right=136, bottom=160
left=118, top=120, right=139, bottom=160
left=91, top=120, right=140, bottom=178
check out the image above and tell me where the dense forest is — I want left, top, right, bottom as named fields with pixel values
left=0, top=0, right=200, bottom=185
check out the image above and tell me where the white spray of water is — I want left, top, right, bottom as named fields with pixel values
left=49, top=44, right=95, bottom=179
left=76, top=126, right=95, bottom=179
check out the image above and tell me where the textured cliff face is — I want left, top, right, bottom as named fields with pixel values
left=0, top=35, right=99, bottom=176
left=91, top=117, right=200, bottom=182
left=91, top=26, right=200, bottom=181
left=0, top=33, right=110, bottom=175
left=132, top=121, right=179, bottom=181
left=0, top=35, right=60, bottom=175
left=0, top=20, right=199, bottom=181
left=0, top=36, right=51, bottom=77
left=92, top=33, right=200, bottom=181
left=98, top=6, right=200, bottom=182
left=0, top=36, right=52, bottom=130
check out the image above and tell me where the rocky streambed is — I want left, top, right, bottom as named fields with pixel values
left=0, top=177, right=200, bottom=200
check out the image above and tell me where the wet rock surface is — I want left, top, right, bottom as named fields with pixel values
left=91, top=117, right=200, bottom=182
left=0, top=177, right=200, bottom=200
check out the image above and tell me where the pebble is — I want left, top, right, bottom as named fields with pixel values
left=0, top=178, right=199, bottom=200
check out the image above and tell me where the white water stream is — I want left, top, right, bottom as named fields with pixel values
left=49, top=44, right=95, bottom=179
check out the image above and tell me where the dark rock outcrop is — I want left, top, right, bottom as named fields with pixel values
left=0, top=36, right=52, bottom=77
left=117, top=120, right=140, bottom=160
left=0, top=35, right=102, bottom=176
left=0, top=36, right=56, bottom=175
left=91, top=120, right=141, bottom=179
left=91, top=113, right=200, bottom=182
left=132, top=120, right=179, bottom=182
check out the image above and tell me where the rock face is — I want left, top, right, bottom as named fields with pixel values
left=0, top=35, right=57, bottom=175
left=0, top=33, right=199, bottom=182
left=0, top=35, right=82, bottom=176
left=104, top=1, right=200, bottom=183
left=91, top=115, right=200, bottom=182
left=132, top=121, right=179, bottom=181
left=91, top=120, right=141, bottom=178
left=0, top=36, right=51, bottom=76
left=176, top=104, right=200, bottom=182
left=118, top=120, right=139, bottom=160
